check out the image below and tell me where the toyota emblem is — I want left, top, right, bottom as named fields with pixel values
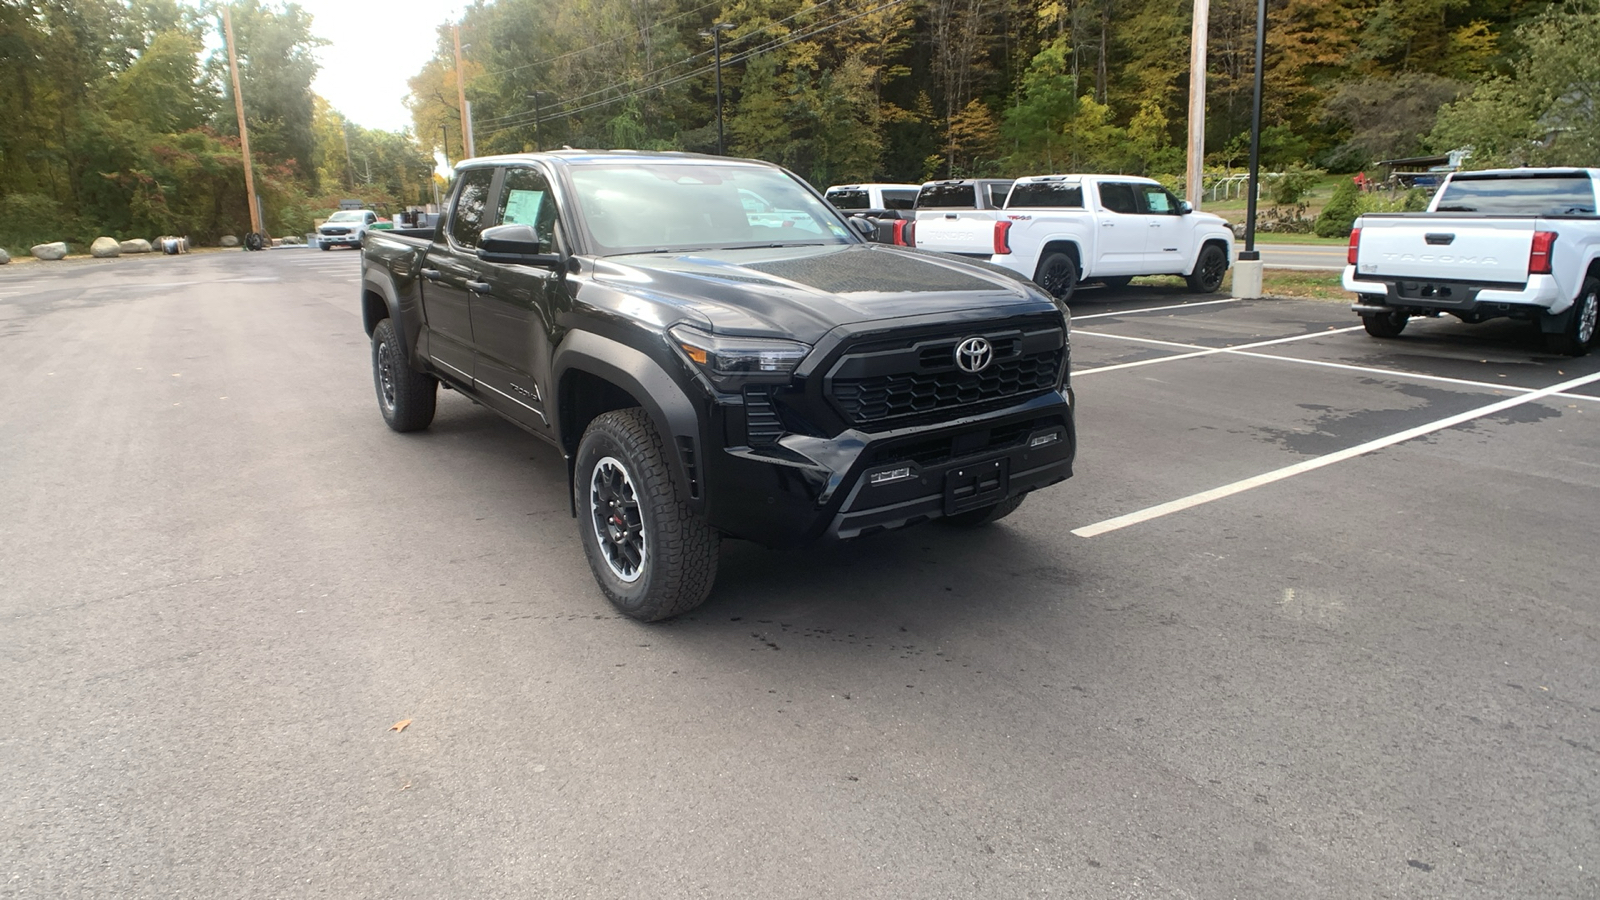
left=955, top=336, right=993, bottom=373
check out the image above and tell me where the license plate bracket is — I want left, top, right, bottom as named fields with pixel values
left=944, top=458, right=1009, bottom=516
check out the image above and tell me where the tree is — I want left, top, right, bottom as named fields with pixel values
left=1314, top=175, right=1360, bottom=236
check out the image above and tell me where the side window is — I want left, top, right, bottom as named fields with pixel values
left=987, top=183, right=1012, bottom=207
left=1098, top=183, right=1138, bottom=215
left=1138, top=185, right=1180, bottom=215
left=498, top=166, right=561, bottom=250
left=449, top=168, right=497, bottom=248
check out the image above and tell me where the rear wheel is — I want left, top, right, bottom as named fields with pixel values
left=371, top=318, right=437, bottom=432
left=1361, top=309, right=1410, bottom=338
left=1545, top=276, right=1599, bottom=357
left=1034, top=252, right=1079, bottom=302
left=1185, top=244, right=1228, bottom=293
left=942, top=493, right=1027, bottom=527
left=576, top=409, right=719, bottom=621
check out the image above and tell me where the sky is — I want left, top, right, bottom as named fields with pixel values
left=298, top=0, right=469, bottom=134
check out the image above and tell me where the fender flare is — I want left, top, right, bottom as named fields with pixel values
left=551, top=331, right=704, bottom=513
left=1185, top=235, right=1235, bottom=277
left=361, top=270, right=427, bottom=365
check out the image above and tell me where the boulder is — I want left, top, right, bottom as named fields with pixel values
left=279, top=235, right=303, bottom=245
left=31, top=242, right=68, bottom=261
left=0, top=248, right=10, bottom=265
left=119, top=239, right=153, bottom=254
left=90, top=236, right=121, bottom=258
left=219, top=234, right=240, bottom=247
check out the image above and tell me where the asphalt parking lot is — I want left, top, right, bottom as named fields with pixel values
left=1, top=249, right=1596, bottom=899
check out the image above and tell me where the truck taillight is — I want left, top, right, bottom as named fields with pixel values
left=904, top=220, right=916, bottom=248
left=891, top=219, right=907, bottom=246
left=1347, top=227, right=1361, bottom=266
left=994, top=221, right=1012, bottom=255
left=1529, top=230, right=1558, bottom=275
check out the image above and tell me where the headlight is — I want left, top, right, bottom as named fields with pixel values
left=668, top=324, right=810, bottom=390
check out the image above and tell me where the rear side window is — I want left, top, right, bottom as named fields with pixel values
left=882, top=189, right=917, bottom=210
left=1098, top=183, right=1139, bottom=214
left=449, top=168, right=497, bottom=248
left=827, top=189, right=870, bottom=210
left=1007, top=182, right=1084, bottom=209
left=918, top=183, right=977, bottom=208
left=1435, top=174, right=1597, bottom=215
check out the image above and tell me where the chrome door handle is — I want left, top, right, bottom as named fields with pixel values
left=466, top=281, right=492, bottom=293
left=421, top=268, right=442, bottom=280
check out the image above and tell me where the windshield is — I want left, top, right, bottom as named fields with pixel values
left=1434, top=174, right=1596, bottom=215
left=570, top=163, right=853, bottom=255
left=328, top=211, right=367, bottom=222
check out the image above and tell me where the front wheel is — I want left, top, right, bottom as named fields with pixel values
left=576, top=409, right=719, bottom=621
left=1545, top=277, right=1599, bottom=357
left=1361, top=309, right=1409, bottom=339
left=1185, top=244, right=1228, bottom=293
left=1034, top=252, right=1079, bottom=302
left=371, top=318, right=437, bottom=432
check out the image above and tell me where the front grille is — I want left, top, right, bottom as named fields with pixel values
left=827, top=327, right=1064, bottom=425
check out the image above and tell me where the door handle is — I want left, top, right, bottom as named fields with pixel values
left=945, top=214, right=958, bottom=219
left=466, top=280, right=492, bottom=293
left=1101, top=221, right=1115, bottom=227
left=421, top=268, right=442, bottom=280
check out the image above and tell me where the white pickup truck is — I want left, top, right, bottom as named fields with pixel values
left=907, top=178, right=1015, bottom=257
left=317, top=209, right=379, bottom=250
left=987, top=175, right=1235, bottom=301
left=1344, top=167, right=1600, bottom=355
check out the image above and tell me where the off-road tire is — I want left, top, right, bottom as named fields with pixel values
left=1034, top=252, right=1079, bottom=302
left=1545, top=276, right=1599, bottom=357
left=942, top=493, right=1027, bottom=527
left=1361, top=309, right=1409, bottom=339
left=371, top=318, right=437, bottom=432
left=575, top=409, right=719, bottom=622
left=1185, top=244, right=1228, bottom=293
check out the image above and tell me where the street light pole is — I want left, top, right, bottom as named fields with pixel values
left=1234, top=0, right=1268, bottom=299
left=527, top=91, right=555, bottom=150
left=700, top=22, right=735, bottom=155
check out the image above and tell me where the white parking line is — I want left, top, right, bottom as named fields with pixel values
left=1072, top=368, right=1600, bottom=538
left=1073, top=326, right=1364, bottom=375
left=1073, top=298, right=1241, bottom=320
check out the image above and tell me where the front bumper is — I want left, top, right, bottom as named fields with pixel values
left=701, top=391, right=1075, bottom=547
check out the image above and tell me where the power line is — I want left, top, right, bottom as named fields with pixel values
left=475, top=0, right=724, bottom=80
left=482, top=0, right=907, bottom=137
left=477, top=0, right=848, bottom=129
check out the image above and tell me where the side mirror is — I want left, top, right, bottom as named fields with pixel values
left=1178, top=200, right=1194, bottom=215
left=477, top=223, right=563, bottom=267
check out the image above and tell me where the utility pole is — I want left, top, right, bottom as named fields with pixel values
left=341, top=122, right=355, bottom=190
left=453, top=26, right=473, bottom=159
left=527, top=91, right=555, bottom=151
left=440, top=126, right=451, bottom=167
left=1186, top=0, right=1209, bottom=208
left=222, top=5, right=262, bottom=238
left=700, top=22, right=734, bottom=155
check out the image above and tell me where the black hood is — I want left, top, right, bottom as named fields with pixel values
left=588, top=243, right=1052, bottom=345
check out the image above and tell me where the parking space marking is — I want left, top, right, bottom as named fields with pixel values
left=1074, top=326, right=1364, bottom=375
left=1072, top=368, right=1600, bottom=538
left=1231, top=349, right=1600, bottom=405
left=1073, top=298, right=1241, bottom=320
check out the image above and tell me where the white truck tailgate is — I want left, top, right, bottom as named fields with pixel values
left=1354, top=217, right=1533, bottom=284
left=915, top=211, right=996, bottom=256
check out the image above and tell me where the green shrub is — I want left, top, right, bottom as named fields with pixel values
left=0, top=193, right=70, bottom=249
left=1268, top=163, right=1325, bottom=205
left=1315, top=178, right=1361, bottom=237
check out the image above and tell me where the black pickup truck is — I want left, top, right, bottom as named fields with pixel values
left=361, top=151, right=1076, bottom=621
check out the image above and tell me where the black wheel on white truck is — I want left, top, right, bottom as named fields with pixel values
left=1034, top=252, right=1079, bottom=302
left=1545, top=276, right=1599, bottom=357
left=1361, top=308, right=1410, bottom=339
left=1186, top=243, right=1229, bottom=293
